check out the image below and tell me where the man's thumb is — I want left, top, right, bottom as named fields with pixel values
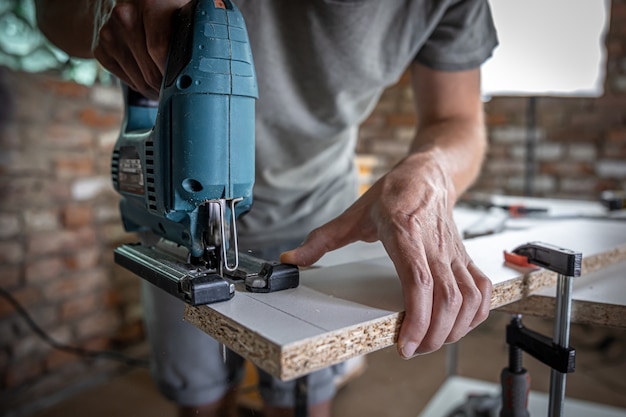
left=280, top=232, right=326, bottom=266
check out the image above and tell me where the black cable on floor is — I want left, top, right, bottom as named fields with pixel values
left=0, top=287, right=149, bottom=368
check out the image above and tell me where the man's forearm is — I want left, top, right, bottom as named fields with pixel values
left=409, top=64, right=487, bottom=204
left=35, top=0, right=98, bottom=58
left=409, top=116, right=487, bottom=203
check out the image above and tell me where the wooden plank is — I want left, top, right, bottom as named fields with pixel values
left=499, top=259, right=626, bottom=328
left=184, top=219, right=626, bottom=380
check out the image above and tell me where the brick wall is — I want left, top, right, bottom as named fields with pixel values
left=2, top=1, right=626, bottom=414
left=0, top=68, right=142, bottom=414
left=358, top=0, right=626, bottom=199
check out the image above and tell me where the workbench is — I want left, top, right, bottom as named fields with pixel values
left=185, top=196, right=626, bottom=381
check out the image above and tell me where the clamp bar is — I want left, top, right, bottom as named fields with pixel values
left=504, top=241, right=582, bottom=417
left=549, top=273, right=574, bottom=417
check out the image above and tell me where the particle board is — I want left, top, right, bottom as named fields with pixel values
left=498, top=259, right=626, bottom=328
left=184, top=219, right=626, bottom=380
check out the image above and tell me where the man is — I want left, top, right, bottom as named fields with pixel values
left=35, top=1, right=498, bottom=416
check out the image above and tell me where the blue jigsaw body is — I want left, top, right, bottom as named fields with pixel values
left=111, top=0, right=299, bottom=306
left=112, top=0, right=257, bottom=259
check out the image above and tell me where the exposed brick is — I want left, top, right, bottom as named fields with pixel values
left=104, top=288, right=122, bottom=308
left=115, top=277, right=141, bottom=302
left=483, top=159, right=525, bottom=175
left=607, top=128, right=626, bottom=142
left=41, top=268, right=108, bottom=302
left=23, top=209, right=61, bottom=233
left=110, top=265, right=141, bottom=289
left=485, top=112, right=508, bottom=125
left=0, top=264, right=21, bottom=289
left=0, top=317, right=22, bottom=346
left=99, top=223, right=134, bottom=246
left=591, top=94, right=626, bottom=110
left=4, top=357, right=44, bottom=388
left=12, top=334, right=50, bottom=360
left=46, top=349, right=80, bottom=371
left=43, top=326, right=75, bottom=350
left=22, top=304, right=60, bottom=331
left=484, top=97, right=526, bottom=114
left=549, top=127, right=601, bottom=143
left=570, top=110, right=621, bottom=127
left=111, top=320, right=144, bottom=346
left=76, top=311, right=120, bottom=340
left=60, top=294, right=100, bottom=321
left=601, top=144, right=626, bottom=159
left=489, top=126, right=530, bottom=144
left=485, top=144, right=510, bottom=158
left=0, top=148, right=50, bottom=176
left=79, top=108, right=121, bottom=129
left=536, top=143, right=564, bottom=161
left=612, top=75, right=626, bottom=92
left=71, top=176, right=114, bottom=201
left=12, top=84, right=53, bottom=125
left=0, top=241, right=24, bottom=264
left=42, top=78, right=90, bottom=99
left=597, top=159, right=626, bottom=178
left=541, top=161, right=595, bottom=177
left=506, top=175, right=556, bottom=194
left=568, top=143, right=597, bottom=161
left=64, top=247, right=101, bottom=271
left=370, top=93, right=398, bottom=113
left=0, top=212, right=20, bottom=238
left=386, top=113, right=417, bottom=127
left=0, top=178, right=71, bottom=209
left=360, top=112, right=385, bottom=127
left=24, top=257, right=64, bottom=285
left=93, top=204, right=121, bottom=224
left=0, top=286, right=41, bottom=319
left=533, top=176, right=558, bottom=194
left=0, top=348, right=8, bottom=373
left=90, top=85, right=123, bottom=110
left=370, top=140, right=409, bottom=158
left=51, top=100, right=85, bottom=126
left=91, top=163, right=114, bottom=183
left=124, top=301, right=144, bottom=323
left=560, top=177, right=600, bottom=194
left=26, top=227, right=97, bottom=257
left=54, top=155, right=94, bottom=179
left=44, top=124, right=95, bottom=150
left=62, top=205, right=93, bottom=229
left=394, top=126, right=416, bottom=143
left=97, top=128, right=120, bottom=150
left=40, top=276, right=83, bottom=303
left=508, top=144, right=527, bottom=161
left=0, top=124, right=20, bottom=149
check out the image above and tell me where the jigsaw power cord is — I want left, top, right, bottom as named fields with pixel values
left=0, top=287, right=149, bottom=368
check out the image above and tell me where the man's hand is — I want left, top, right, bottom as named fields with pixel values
left=94, top=0, right=189, bottom=99
left=281, top=149, right=492, bottom=358
left=35, top=0, right=188, bottom=99
left=282, top=64, right=493, bottom=358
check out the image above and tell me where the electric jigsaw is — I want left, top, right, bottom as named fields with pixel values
left=111, top=0, right=299, bottom=305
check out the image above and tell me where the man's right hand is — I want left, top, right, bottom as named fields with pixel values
left=94, top=0, right=189, bottom=99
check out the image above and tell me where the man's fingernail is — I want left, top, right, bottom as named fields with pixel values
left=400, top=342, right=418, bottom=359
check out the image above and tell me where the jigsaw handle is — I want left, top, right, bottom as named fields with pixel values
left=112, top=0, right=257, bottom=257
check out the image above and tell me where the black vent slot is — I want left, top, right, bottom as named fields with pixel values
left=145, top=140, right=157, bottom=211
left=111, top=149, right=120, bottom=189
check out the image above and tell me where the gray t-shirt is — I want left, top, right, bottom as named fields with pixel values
left=236, top=0, right=498, bottom=248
